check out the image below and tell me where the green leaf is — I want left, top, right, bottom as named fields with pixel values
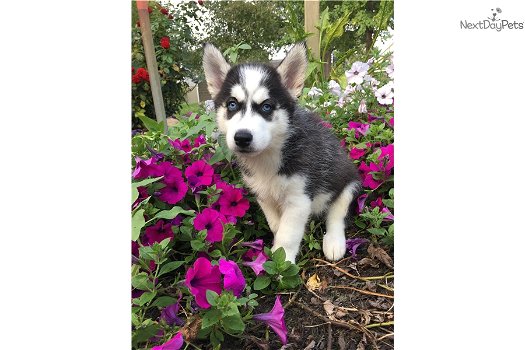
left=206, top=290, right=219, bottom=306
left=147, top=206, right=195, bottom=223
left=262, top=261, right=277, bottom=275
left=201, top=309, right=221, bottom=328
left=281, top=264, right=300, bottom=277
left=238, top=43, right=251, bottom=50
left=222, top=314, right=245, bottom=333
left=132, top=323, right=160, bottom=346
left=280, top=275, right=302, bottom=289
left=132, top=209, right=146, bottom=241
left=151, top=296, right=178, bottom=308
left=131, top=273, right=154, bottom=291
left=253, top=275, right=271, bottom=290
left=158, top=261, right=185, bottom=277
left=191, top=239, right=206, bottom=251
left=132, top=176, right=162, bottom=205
left=367, top=227, right=387, bottom=236
left=137, top=114, right=164, bottom=132
left=132, top=290, right=156, bottom=306
left=272, top=247, right=286, bottom=263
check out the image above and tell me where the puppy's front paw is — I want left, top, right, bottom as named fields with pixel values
left=323, top=234, right=347, bottom=261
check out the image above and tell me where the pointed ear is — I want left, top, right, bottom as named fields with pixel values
left=277, top=42, right=308, bottom=98
left=203, top=43, right=231, bottom=99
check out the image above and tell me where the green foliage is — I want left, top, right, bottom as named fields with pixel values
left=253, top=248, right=302, bottom=292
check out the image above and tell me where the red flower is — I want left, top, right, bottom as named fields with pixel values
left=132, top=74, right=141, bottom=84
left=198, top=0, right=204, bottom=5
left=136, top=20, right=140, bottom=27
left=136, top=68, right=149, bottom=82
left=160, top=36, right=170, bottom=49
left=148, top=6, right=153, bottom=14
left=160, top=7, right=169, bottom=15
left=168, top=14, right=173, bottom=19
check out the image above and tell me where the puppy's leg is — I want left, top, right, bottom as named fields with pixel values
left=272, top=194, right=311, bottom=263
left=323, top=182, right=359, bottom=261
left=257, top=198, right=281, bottom=234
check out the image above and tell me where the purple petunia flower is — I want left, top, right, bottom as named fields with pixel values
left=370, top=196, right=383, bottom=208
left=382, top=207, right=394, bottom=221
left=160, top=302, right=185, bottom=326
left=253, top=296, right=288, bottom=344
left=132, top=157, right=161, bottom=179
left=346, top=238, right=369, bottom=260
left=132, top=186, right=149, bottom=209
left=218, top=258, right=246, bottom=297
left=218, top=187, right=250, bottom=217
left=143, top=220, right=173, bottom=246
left=242, top=250, right=268, bottom=276
left=193, top=208, right=226, bottom=242
left=357, top=193, right=368, bottom=213
left=169, top=138, right=192, bottom=153
left=241, top=239, right=264, bottom=251
left=146, top=145, right=165, bottom=162
left=185, top=257, right=222, bottom=309
left=193, top=134, right=206, bottom=148
left=378, top=144, right=394, bottom=173
left=185, top=160, right=214, bottom=187
left=151, top=332, right=184, bottom=350
left=358, top=162, right=384, bottom=190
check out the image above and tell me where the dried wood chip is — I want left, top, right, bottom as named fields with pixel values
left=358, top=257, right=380, bottom=268
left=303, top=340, right=316, bottom=350
left=180, top=315, right=202, bottom=342
left=323, top=299, right=335, bottom=317
left=364, top=280, right=377, bottom=292
left=337, top=334, right=347, bottom=350
left=359, top=310, right=372, bottom=325
left=306, top=273, right=322, bottom=291
left=367, top=245, right=393, bottom=269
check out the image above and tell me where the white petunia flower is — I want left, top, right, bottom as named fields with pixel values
left=307, top=87, right=323, bottom=98
left=345, top=61, right=370, bottom=85
left=358, top=99, right=367, bottom=114
left=323, top=101, right=332, bottom=108
left=375, top=83, right=394, bottom=105
left=385, top=63, right=394, bottom=79
left=328, top=80, right=342, bottom=97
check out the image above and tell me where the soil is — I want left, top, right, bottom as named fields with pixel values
left=197, top=245, right=394, bottom=350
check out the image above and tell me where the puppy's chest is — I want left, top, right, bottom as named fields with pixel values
left=242, top=170, right=289, bottom=203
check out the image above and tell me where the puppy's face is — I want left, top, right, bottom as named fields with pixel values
left=203, top=43, right=308, bottom=156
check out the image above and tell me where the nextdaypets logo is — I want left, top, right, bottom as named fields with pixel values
left=460, top=7, right=524, bottom=31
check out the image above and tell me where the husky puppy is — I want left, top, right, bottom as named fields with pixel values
left=203, top=43, right=361, bottom=263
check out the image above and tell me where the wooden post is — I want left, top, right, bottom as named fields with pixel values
left=304, top=0, right=320, bottom=61
left=136, top=1, right=167, bottom=133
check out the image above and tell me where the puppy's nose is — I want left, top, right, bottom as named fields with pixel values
left=234, top=130, right=253, bottom=148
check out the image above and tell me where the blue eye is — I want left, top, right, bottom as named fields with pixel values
left=261, top=103, right=273, bottom=113
left=227, top=100, right=239, bottom=112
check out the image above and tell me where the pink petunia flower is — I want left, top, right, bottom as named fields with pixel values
left=370, top=196, right=383, bottom=208
left=350, top=147, right=366, bottom=160
left=242, top=250, right=268, bottom=276
left=185, top=160, right=214, bottom=187
left=218, top=187, right=250, bottom=217
left=193, top=208, right=226, bottom=242
left=193, top=134, right=206, bottom=148
left=348, top=121, right=370, bottom=138
left=132, top=186, right=149, bottom=209
left=143, top=220, right=173, bottom=246
left=241, top=239, right=264, bottom=251
left=185, top=257, right=222, bottom=309
left=151, top=332, right=184, bottom=350
left=382, top=207, right=394, bottom=221
left=155, top=162, right=186, bottom=184
left=378, top=144, right=394, bottom=172
left=389, top=117, right=394, bottom=128
left=253, top=296, right=288, bottom=344
left=218, top=258, right=246, bottom=297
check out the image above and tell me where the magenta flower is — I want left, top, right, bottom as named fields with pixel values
left=132, top=186, right=149, bottom=209
left=370, top=196, right=383, bottom=208
left=193, top=134, right=206, bottom=148
left=132, top=157, right=161, bottom=179
left=358, top=162, right=384, bottom=190
left=350, top=147, right=366, bottom=160
left=169, top=138, right=192, bottom=153
left=218, top=187, right=250, bottom=217
left=378, top=144, right=394, bottom=172
left=218, top=258, right=246, bottom=297
left=151, top=332, right=184, bottom=350
left=357, top=193, right=368, bottom=213
left=346, top=238, right=369, bottom=259
left=185, top=160, right=214, bottom=187
left=389, top=117, right=394, bottom=128
left=143, top=220, right=173, bottom=246
left=185, top=257, right=222, bottom=309
left=382, top=207, right=394, bottom=221
left=242, top=250, right=268, bottom=276
left=193, top=208, right=226, bottom=242
left=158, top=177, right=188, bottom=205
left=253, top=296, right=287, bottom=344
left=348, top=121, right=370, bottom=138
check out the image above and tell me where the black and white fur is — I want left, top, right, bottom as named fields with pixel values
left=203, top=43, right=361, bottom=263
